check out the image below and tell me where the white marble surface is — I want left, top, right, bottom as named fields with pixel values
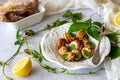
left=0, top=9, right=108, bottom=80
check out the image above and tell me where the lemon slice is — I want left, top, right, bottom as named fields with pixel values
left=12, top=57, right=32, bottom=77
left=114, top=12, right=120, bottom=26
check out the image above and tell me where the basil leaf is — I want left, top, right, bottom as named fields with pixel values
left=73, top=13, right=83, bottom=20
left=68, top=45, right=76, bottom=51
left=71, top=17, right=78, bottom=22
left=62, top=54, right=68, bottom=60
left=62, top=10, right=73, bottom=17
left=107, top=33, right=118, bottom=43
left=86, top=42, right=95, bottom=48
left=68, top=22, right=89, bottom=33
left=93, top=22, right=102, bottom=27
left=109, top=46, right=120, bottom=59
left=87, top=26, right=99, bottom=40
left=84, top=18, right=92, bottom=24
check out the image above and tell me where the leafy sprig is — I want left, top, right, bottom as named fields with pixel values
left=0, top=61, right=3, bottom=66
left=63, top=10, right=83, bottom=22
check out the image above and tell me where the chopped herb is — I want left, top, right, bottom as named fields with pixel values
left=83, top=50, right=91, bottom=58
left=62, top=54, right=68, bottom=60
left=75, top=52, right=82, bottom=60
left=68, top=45, right=76, bottom=51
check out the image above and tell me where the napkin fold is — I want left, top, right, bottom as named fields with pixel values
left=103, top=1, right=120, bottom=80
left=41, top=0, right=120, bottom=80
left=41, top=0, right=97, bottom=15
left=104, top=57, right=120, bottom=80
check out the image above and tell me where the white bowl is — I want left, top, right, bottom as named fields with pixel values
left=41, top=23, right=111, bottom=70
left=6, top=5, right=45, bottom=31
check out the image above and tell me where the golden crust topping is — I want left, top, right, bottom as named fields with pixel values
left=0, top=0, right=39, bottom=12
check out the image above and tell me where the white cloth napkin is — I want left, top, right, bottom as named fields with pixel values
left=40, top=0, right=120, bottom=80
left=103, top=1, right=120, bottom=80
left=41, top=0, right=97, bottom=15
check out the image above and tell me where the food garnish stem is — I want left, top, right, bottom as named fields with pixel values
left=2, top=39, right=23, bottom=80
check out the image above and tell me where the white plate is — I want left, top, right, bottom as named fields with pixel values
left=41, top=23, right=111, bottom=70
left=6, top=5, right=45, bottom=31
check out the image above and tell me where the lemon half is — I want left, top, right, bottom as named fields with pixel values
left=12, top=57, right=32, bottom=77
left=114, top=12, right=120, bottom=26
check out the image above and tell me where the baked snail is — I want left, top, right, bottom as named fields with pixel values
left=56, top=30, right=95, bottom=61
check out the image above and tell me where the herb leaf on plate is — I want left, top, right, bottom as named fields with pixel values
left=68, top=22, right=89, bottom=33
left=87, top=26, right=100, bottom=40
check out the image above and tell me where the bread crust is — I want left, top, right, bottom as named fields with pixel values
left=0, top=0, right=39, bottom=12
left=0, top=0, right=39, bottom=22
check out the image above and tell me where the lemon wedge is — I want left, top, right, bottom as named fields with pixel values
left=12, top=57, right=32, bottom=77
left=114, top=12, right=120, bottom=26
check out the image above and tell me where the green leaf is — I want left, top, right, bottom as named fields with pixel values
left=84, top=18, right=92, bottom=24
left=107, top=33, right=118, bottom=43
left=58, top=20, right=69, bottom=26
left=68, top=22, right=89, bottom=33
left=71, top=17, right=77, bottom=22
left=14, top=40, right=22, bottom=45
left=68, top=45, right=76, bottom=51
left=87, top=26, right=99, bottom=40
left=16, top=27, right=21, bottom=40
left=62, top=10, right=73, bottom=17
left=109, top=46, right=120, bottom=59
left=73, top=13, right=83, bottom=20
left=62, top=54, right=68, bottom=60
left=93, top=22, right=102, bottom=27
left=0, top=61, right=3, bottom=66
left=86, top=42, right=95, bottom=48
